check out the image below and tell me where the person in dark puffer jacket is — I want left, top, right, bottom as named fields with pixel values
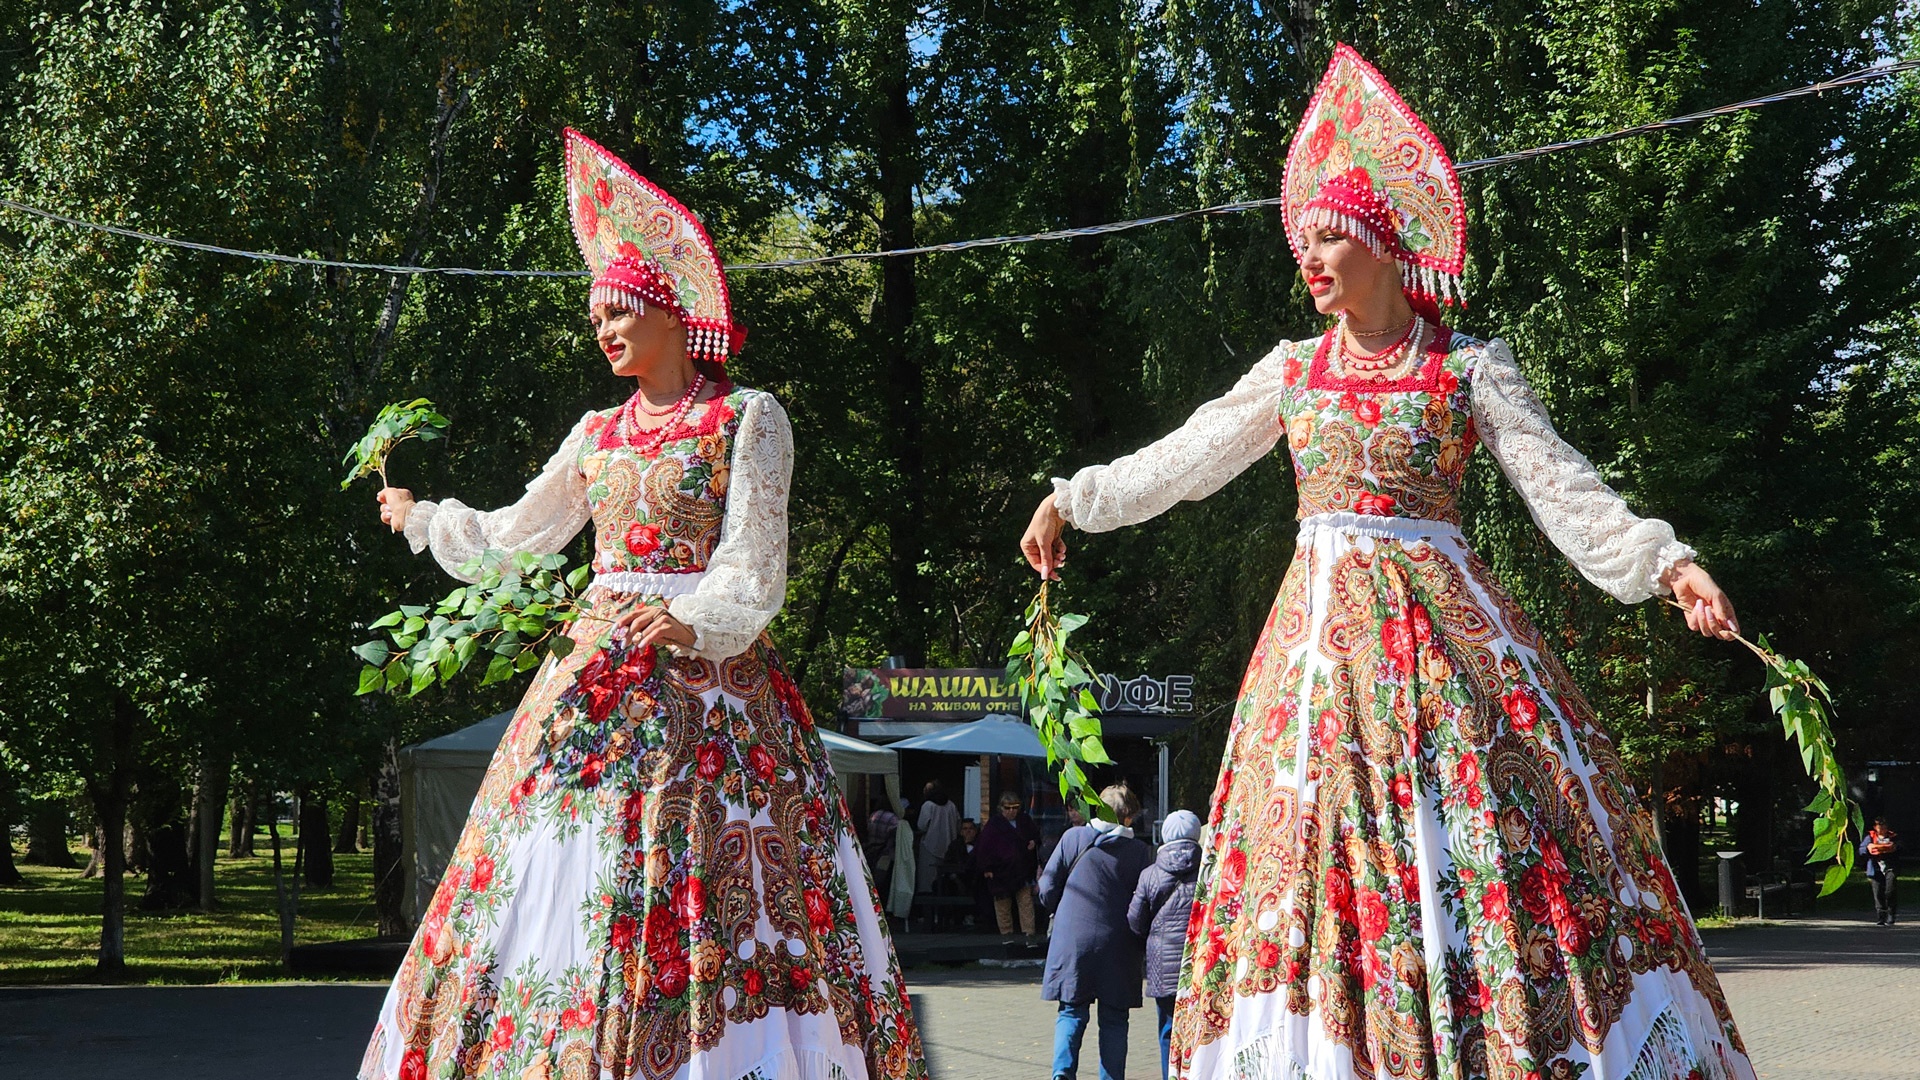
left=1127, top=809, right=1203, bottom=1079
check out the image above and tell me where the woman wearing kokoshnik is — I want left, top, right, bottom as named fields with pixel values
left=1019, top=46, right=1753, bottom=1080
left=360, top=129, right=927, bottom=1080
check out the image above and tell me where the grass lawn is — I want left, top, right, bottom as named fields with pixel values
left=0, top=837, right=387, bottom=984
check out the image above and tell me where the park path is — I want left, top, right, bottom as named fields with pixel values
left=0, top=914, right=1911, bottom=1079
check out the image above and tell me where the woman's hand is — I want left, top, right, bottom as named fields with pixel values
left=1667, top=559, right=1739, bottom=640
left=377, top=487, right=415, bottom=534
left=612, top=604, right=697, bottom=653
left=1019, top=494, right=1068, bottom=579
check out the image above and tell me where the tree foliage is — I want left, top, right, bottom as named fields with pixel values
left=1, top=0, right=1916, bottom=973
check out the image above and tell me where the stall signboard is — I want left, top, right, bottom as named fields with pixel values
left=842, top=667, right=1193, bottom=719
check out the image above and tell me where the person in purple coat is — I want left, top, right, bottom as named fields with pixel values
left=1128, top=809, right=1203, bottom=1079
left=1038, top=785, right=1153, bottom=1080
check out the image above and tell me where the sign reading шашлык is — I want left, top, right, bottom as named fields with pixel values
left=841, top=667, right=1193, bottom=720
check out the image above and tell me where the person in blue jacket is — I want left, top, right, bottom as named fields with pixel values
left=1128, top=809, right=1203, bottom=1078
left=1038, top=784, right=1153, bottom=1080
left=1864, top=819, right=1901, bottom=926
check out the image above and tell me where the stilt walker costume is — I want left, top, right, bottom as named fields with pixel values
left=360, top=130, right=927, bottom=1080
left=1049, top=46, right=1754, bottom=1080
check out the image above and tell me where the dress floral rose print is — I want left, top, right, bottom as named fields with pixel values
left=1049, top=45, right=1753, bottom=1080
left=357, top=136, right=925, bottom=1080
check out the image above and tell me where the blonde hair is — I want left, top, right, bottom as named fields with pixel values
left=1099, top=785, right=1140, bottom=823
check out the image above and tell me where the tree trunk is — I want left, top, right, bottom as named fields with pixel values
left=300, top=790, right=335, bottom=889
left=333, top=789, right=361, bottom=854
left=269, top=814, right=302, bottom=969
left=193, top=748, right=231, bottom=912
left=90, top=693, right=137, bottom=978
left=24, top=799, right=77, bottom=867
left=139, top=815, right=194, bottom=911
left=372, top=740, right=407, bottom=935
left=134, top=767, right=193, bottom=911
left=228, top=782, right=257, bottom=858
left=0, top=784, right=23, bottom=886
left=872, top=4, right=927, bottom=665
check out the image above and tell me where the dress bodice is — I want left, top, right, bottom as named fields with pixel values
left=1279, top=329, right=1478, bottom=525
left=402, top=383, right=796, bottom=661
left=577, top=385, right=749, bottom=575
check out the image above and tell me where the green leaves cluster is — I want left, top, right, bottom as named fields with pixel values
left=1005, top=582, right=1114, bottom=820
left=1757, top=635, right=1862, bottom=897
left=339, top=399, right=449, bottom=491
left=354, top=551, right=591, bottom=697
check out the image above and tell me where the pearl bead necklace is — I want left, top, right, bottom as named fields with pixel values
left=616, top=373, right=707, bottom=453
left=1334, top=315, right=1429, bottom=381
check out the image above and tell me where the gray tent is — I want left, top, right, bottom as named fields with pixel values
left=400, top=711, right=902, bottom=922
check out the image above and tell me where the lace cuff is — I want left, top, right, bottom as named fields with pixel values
left=1470, top=341, right=1697, bottom=603
left=667, top=391, right=793, bottom=660
left=404, top=412, right=596, bottom=583
left=1052, top=343, right=1294, bottom=533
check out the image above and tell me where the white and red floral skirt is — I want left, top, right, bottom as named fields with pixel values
left=360, top=590, right=926, bottom=1080
left=1172, top=513, right=1754, bottom=1080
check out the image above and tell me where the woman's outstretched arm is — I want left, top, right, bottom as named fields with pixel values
left=381, top=412, right=596, bottom=583
left=1022, top=343, right=1294, bottom=577
left=1471, top=341, right=1736, bottom=636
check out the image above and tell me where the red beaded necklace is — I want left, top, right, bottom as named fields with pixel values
left=615, top=373, right=707, bottom=454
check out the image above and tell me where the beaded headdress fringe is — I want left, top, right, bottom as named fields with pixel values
left=1296, top=204, right=1463, bottom=307
left=588, top=282, right=736, bottom=364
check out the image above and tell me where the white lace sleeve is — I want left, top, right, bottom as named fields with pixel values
left=1050, top=343, right=1294, bottom=533
left=1470, top=340, right=1695, bottom=603
left=667, top=391, right=793, bottom=661
left=401, top=412, right=595, bottom=583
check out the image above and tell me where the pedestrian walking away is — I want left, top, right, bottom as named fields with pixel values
left=1129, top=809, right=1204, bottom=1079
left=1039, top=785, right=1153, bottom=1080
left=915, top=781, right=960, bottom=892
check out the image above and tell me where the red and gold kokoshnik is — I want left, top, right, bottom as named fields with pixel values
left=565, top=128, right=746, bottom=364
left=1283, top=44, right=1468, bottom=311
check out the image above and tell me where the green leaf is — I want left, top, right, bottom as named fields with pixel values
left=513, top=648, right=542, bottom=672
left=352, top=641, right=390, bottom=666
left=549, top=636, right=575, bottom=659
left=1819, top=861, right=1852, bottom=897
left=567, top=566, right=591, bottom=591
left=369, top=611, right=404, bottom=629
left=356, top=666, right=384, bottom=695
left=482, top=654, right=514, bottom=686
left=1078, top=737, right=1114, bottom=765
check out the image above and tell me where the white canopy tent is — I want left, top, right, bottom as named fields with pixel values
left=400, top=711, right=902, bottom=923
left=884, top=713, right=1048, bottom=757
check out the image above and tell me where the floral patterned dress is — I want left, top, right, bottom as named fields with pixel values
left=1051, top=328, right=1754, bottom=1080
left=360, top=384, right=927, bottom=1080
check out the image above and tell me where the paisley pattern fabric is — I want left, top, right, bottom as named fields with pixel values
left=362, top=390, right=926, bottom=1080
left=1165, top=333, right=1754, bottom=1080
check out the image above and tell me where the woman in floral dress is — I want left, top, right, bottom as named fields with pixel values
left=1020, top=46, right=1752, bottom=1080
left=361, top=129, right=925, bottom=1080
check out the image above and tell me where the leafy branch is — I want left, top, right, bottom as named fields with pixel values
left=354, top=551, right=592, bottom=696
left=340, top=398, right=449, bottom=490
left=1006, top=581, right=1115, bottom=820
left=1668, top=600, right=1861, bottom=895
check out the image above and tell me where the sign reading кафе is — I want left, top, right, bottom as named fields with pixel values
left=842, top=667, right=1194, bottom=720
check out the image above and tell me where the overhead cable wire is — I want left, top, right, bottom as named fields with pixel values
left=2, top=59, right=1913, bottom=277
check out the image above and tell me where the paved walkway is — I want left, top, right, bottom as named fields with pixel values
left=0, top=915, right=1911, bottom=1079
